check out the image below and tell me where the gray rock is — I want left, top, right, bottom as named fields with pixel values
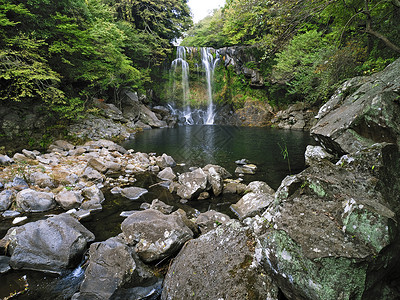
left=11, top=176, right=29, bottom=190
left=121, top=209, right=193, bottom=262
left=22, top=149, right=37, bottom=159
left=311, top=58, right=400, bottom=155
left=0, top=256, right=11, bottom=273
left=55, top=190, right=83, bottom=210
left=157, top=167, right=176, bottom=181
left=203, top=164, right=232, bottom=179
left=29, top=172, right=55, bottom=188
left=3, top=213, right=94, bottom=274
left=235, top=158, right=249, bottom=165
left=76, top=236, right=155, bottom=299
left=162, top=221, right=278, bottom=300
left=139, top=104, right=167, bottom=128
left=203, top=165, right=223, bottom=196
left=88, top=158, right=107, bottom=173
left=223, top=182, right=247, bottom=194
left=53, top=140, right=75, bottom=151
left=231, top=191, right=275, bottom=220
left=256, top=144, right=400, bottom=300
left=177, top=168, right=208, bottom=200
left=152, top=105, right=170, bottom=117
left=235, top=164, right=257, bottom=174
left=0, top=190, right=13, bottom=211
left=149, top=199, right=174, bottom=214
left=0, top=154, right=13, bottom=165
left=156, top=153, right=176, bottom=169
left=16, top=189, right=56, bottom=212
left=195, top=210, right=231, bottom=233
left=2, top=210, right=20, bottom=219
left=81, top=185, right=104, bottom=211
left=12, top=153, right=27, bottom=162
left=304, top=145, right=334, bottom=166
left=246, top=181, right=275, bottom=194
left=82, top=167, right=104, bottom=183
left=120, top=187, right=148, bottom=200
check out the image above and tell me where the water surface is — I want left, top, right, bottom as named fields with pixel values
left=124, top=125, right=314, bottom=189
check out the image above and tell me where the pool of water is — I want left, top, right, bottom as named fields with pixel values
left=123, top=125, right=315, bottom=190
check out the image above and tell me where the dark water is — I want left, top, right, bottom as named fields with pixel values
left=123, top=125, right=314, bottom=190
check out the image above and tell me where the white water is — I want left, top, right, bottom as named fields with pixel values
left=169, top=47, right=219, bottom=125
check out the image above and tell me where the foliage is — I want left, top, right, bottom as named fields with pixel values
left=0, top=0, right=191, bottom=123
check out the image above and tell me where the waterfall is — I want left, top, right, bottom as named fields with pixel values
left=201, top=47, right=219, bottom=125
left=171, top=46, right=193, bottom=124
left=169, top=46, right=219, bottom=125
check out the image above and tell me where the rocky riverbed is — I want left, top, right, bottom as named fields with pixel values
left=1, top=58, right=400, bottom=299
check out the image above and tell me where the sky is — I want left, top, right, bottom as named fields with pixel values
left=188, top=0, right=226, bottom=23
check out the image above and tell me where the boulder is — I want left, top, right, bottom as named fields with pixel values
left=121, top=209, right=193, bottom=262
left=0, top=154, right=13, bottom=166
left=139, top=104, right=167, bottom=128
left=55, top=189, right=83, bottom=210
left=82, top=167, right=104, bottom=183
left=156, top=153, right=176, bottom=169
left=162, top=221, right=279, bottom=300
left=231, top=189, right=275, bottom=220
left=157, top=167, right=176, bottom=181
left=255, top=143, right=400, bottom=300
left=0, top=256, right=11, bottom=274
left=311, top=58, right=400, bottom=155
left=29, top=171, right=55, bottom=188
left=16, top=189, right=56, bottom=212
left=235, top=164, right=257, bottom=174
left=88, top=158, right=107, bottom=173
left=149, top=199, right=174, bottom=214
left=246, top=181, right=275, bottom=194
left=0, top=190, right=14, bottom=211
left=75, top=236, right=155, bottom=299
left=176, top=168, right=208, bottom=200
left=2, top=213, right=94, bottom=274
left=304, top=145, right=334, bottom=166
left=195, top=210, right=231, bottom=233
left=152, top=105, right=170, bottom=117
left=120, top=187, right=148, bottom=200
left=203, top=165, right=223, bottom=196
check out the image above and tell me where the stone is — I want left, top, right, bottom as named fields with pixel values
left=2, top=210, right=20, bottom=219
left=235, top=158, right=249, bottom=165
left=256, top=150, right=400, bottom=300
left=311, top=59, right=400, bottom=155
left=12, top=216, right=27, bottom=225
left=29, top=172, right=55, bottom=188
left=152, top=105, right=170, bottom=117
left=202, top=164, right=232, bottom=179
left=176, top=168, right=208, bottom=200
left=2, top=213, right=94, bottom=274
left=157, top=167, right=176, bottom=181
left=82, top=185, right=104, bottom=204
left=231, top=191, right=275, bottom=220
left=82, top=167, right=104, bottom=183
left=156, top=153, right=176, bottom=169
left=11, top=176, right=29, bottom=190
left=195, top=210, right=231, bottom=233
left=52, top=140, right=75, bottom=151
left=223, top=182, right=247, bottom=194
left=162, top=221, right=278, bottom=300
left=246, top=181, right=275, bottom=194
left=22, top=149, right=37, bottom=160
left=0, top=256, right=11, bottom=274
left=16, top=189, right=56, bottom=212
left=304, top=145, right=334, bottom=166
left=0, top=190, right=13, bottom=211
left=55, top=189, right=83, bottom=210
left=0, top=154, right=13, bottom=165
left=75, top=236, right=155, bottom=299
left=121, top=209, right=193, bottom=262
left=88, top=158, right=107, bottom=173
left=235, top=164, right=257, bottom=174
left=139, top=104, right=167, bottom=128
left=150, top=199, right=174, bottom=214
left=12, top=153, right=27, bottom=162
left=120, top=187, right=148, bottom=200
left=203, top=165, right=223, bottom=196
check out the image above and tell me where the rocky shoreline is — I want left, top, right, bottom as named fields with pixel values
left=1, top=58, right=400, bottom=299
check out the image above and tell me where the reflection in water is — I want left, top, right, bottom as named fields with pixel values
left=124, top=125, right=314, bottom=190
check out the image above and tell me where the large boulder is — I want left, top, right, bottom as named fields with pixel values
left=231, top=189, right=275, bottom=220
left=121, top=209, right=193, bottom=262
left=162, top=221, right=279, bottom=300
left=176, top=168, right=208, bottom=200
left=16, top=189, right=56, bottom=212
left=255, top=142, right=400, bottom=300
left=311, top=58, right=400, bottom=155
left=2, top=214, right=94, bottom=274
left=0, top=190, right=14, bottom=211
left=120, top=187, right=148, bottom=200
left=55, top=189, right=83, bottom=210
left=139, top=104, right=167, bottom=128
left=75, top=236, right=155, bottom=299
left=29, top=172, right=55, bottom=188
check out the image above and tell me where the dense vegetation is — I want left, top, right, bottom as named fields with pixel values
left=0, top=0, right=191, bottom=120
left=182, top=0, right=400, bottom=106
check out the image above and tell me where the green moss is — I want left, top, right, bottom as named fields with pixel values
left=260, top=230, right=368, bottom=300
left=309, top=181, right=326, bottom=197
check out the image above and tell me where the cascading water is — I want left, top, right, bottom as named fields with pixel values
left=171, top=46, right=193, bottom=125
left=169, top=47, right=220, bottom=125
left=201, top=47, right=219, bottom=125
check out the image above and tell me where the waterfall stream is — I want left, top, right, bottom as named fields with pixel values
left=169, top=46, right=219, bottom=125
